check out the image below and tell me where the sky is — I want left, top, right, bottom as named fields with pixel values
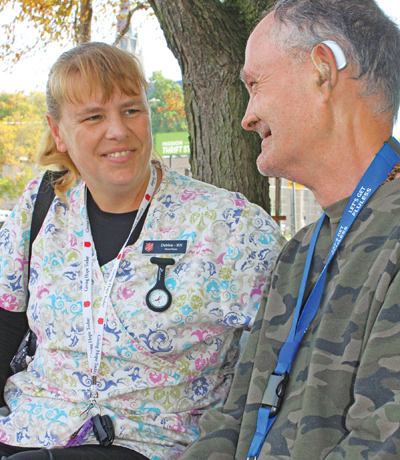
left=1, top=0, right=400, bottom=133
left=0, top=7, right=182, bottom=92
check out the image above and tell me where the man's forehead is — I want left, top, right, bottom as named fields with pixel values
left=241, top=14, right=276, bottom=82
left=249, top=13, right=275, bottom=47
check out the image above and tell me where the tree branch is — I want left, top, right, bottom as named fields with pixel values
left=77, top=0, right=93, bottom=44
left=113, top=1, right=151, bottom=47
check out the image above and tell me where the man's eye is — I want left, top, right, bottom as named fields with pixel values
left=126, top=109, right=138, bottom=115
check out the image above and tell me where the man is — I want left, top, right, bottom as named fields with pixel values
left=179, top=0, right=400, bottom=459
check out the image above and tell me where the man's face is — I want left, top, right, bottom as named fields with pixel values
left=241, top=14, right=323, bottom=181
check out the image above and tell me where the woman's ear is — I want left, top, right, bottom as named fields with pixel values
left=46, top=113, right=68, bottom=153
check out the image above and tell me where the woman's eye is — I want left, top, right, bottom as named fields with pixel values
left=84, top=115, right=101, bottom=122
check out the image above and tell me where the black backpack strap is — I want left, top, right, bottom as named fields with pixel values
left=9, top=170, right=68, bottom=375
left=28, top=170, right=68, bottom=279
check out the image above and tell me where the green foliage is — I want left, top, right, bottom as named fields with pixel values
left=148, top=71, right=187, bottom=134
left=0, top=167, right=36, bottom=201
left=0, top=92, right=46, bottom=203
left=0, top=91, right=47, bottom=123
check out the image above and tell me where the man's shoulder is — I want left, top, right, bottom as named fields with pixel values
left=278, top=221, right=317, bottom=259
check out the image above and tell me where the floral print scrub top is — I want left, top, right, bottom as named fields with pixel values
left=0, top=162, right=285, bottom=459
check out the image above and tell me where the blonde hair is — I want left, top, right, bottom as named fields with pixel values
left=38, top=42, right=150, bottom=200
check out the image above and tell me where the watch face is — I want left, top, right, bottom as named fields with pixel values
left=148, top=289, right=169, bottom=308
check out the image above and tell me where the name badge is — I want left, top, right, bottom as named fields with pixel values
left=142, top=240, right=187, bottom=254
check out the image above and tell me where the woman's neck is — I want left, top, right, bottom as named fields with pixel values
left=87, top=166, right=162, bottom=213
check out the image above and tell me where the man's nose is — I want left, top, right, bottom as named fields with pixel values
left=241, top=98, right=259, bottom=131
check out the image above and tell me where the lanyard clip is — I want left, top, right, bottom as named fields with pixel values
left=80, top=376, right=100, bottom=419
left=80, top=400, right=101, bottom=419
left=261, top=372, right=289, bottom=418
left=90, top=376, right=98, bottom=400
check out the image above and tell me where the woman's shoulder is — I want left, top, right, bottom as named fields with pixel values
left=8, top=173, right=46, bottom=220
left=162, top=164, right=261, bottom=212
left=162, top=167, right=283, bottom=241
left=22, top=172, right=46, bottom=200
left=11, top=171, right=82, bottom=222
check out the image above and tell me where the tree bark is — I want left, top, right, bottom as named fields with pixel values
left=148, top=0, right=273, bottom=212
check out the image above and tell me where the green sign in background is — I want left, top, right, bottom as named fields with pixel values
left=154, top=132, right=190, bottom=156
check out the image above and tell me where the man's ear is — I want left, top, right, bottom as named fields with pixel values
left=46, top=113, right=68, bottom=153
left=311, top=42, right=340, bottom=96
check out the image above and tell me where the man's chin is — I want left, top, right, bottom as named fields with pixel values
left=256, top=151, right=272, bottom=177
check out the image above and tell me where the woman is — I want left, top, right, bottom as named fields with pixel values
left=0, top=42, right=285, bottom=460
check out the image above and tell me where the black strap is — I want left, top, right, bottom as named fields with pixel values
left=4, top=171, right=67, bottom=382
left=28, top=170, right=67, bottom=281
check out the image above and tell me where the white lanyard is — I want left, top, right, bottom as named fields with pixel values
left=81, top=163, right=157, bottom=402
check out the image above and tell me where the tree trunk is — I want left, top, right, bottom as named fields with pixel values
left=148, top=0, right=273, bottom=212
left=77, top=0, right=93, bottom=44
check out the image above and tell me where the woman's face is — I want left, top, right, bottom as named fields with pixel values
left=47, top=74, right=153, bottom=211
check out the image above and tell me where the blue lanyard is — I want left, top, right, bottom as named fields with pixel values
left=247, top=138, right=400, bottom=460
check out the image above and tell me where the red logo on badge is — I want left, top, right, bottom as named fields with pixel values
left=145, top=242, right=154, bottom=252
left=98, top=318, right=104, bottom=325
left=145, top=194, right=151, bottom=201
left=84, top=301, right=90, bottom=308
left=84, top=242, right=91, bottom=248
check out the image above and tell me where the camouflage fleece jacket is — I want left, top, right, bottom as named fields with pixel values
left=179, top=178, right=400, bottom=460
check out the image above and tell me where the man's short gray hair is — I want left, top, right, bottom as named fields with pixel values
left=269, top=0, right=400, bottom=120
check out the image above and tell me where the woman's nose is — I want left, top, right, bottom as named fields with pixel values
left=105, top=116, right=130, bottom=141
